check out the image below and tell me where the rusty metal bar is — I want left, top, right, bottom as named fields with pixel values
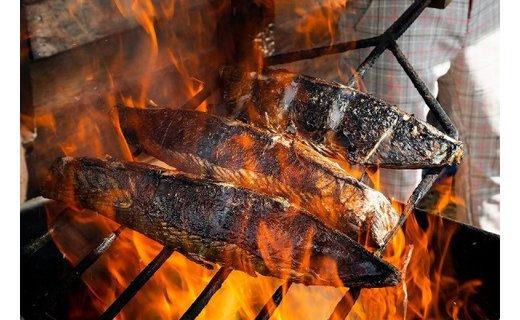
left=21, top=229, right=53, bottom=257
left=429, top=0, right=452, bottom=9
left=75, top=226, right=126, bottom=274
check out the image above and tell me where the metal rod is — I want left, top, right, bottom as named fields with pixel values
left=76, top=226, right=126, bottom=274
left=264, top=36, right=382, bottom=66
left=254, top=282, right=292, bottom=320
left=347, top=40, right=387, bottom=88
left=388, top=40, right=458, bottom=138
left=379, top=168, right=442, bottom=254
left=179, top=267, right=233, bottom=320
left=348, top=0, right=432, bottom=87
left=180, top=84, right=215, bottom=110
left=98, top=246, right=175, bottom=320
left=387, top=0, right=433, bottom=41
left=35, top=226, right=125, bottom=311
left=327, top=288, right=361, bottom=320
left=22, top=208, right=69, bottom=259
left=21, top=229, right=53, bottom=257
left=20, top=196, right=53, bottom=214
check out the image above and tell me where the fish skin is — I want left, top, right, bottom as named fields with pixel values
left=42, top=156, right=401, bottom=288
left=117, top=106, right=399, bottom=248
left=220, top=66, right=464, bottom=169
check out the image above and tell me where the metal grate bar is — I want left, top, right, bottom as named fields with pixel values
left=33, top=226, right=125, bottom=312
left=254, top=282, right=292, bottom=320
left=385, top=0, right=433, bottom=43
left=388, top=40, right=458, bottom=138
left=359, top=170, right=368, bottom=183
left=264, top=36, right=382, bottom=66
left=20, top=196, right=54, bottom=214
left=180, top=84, right=216, bottom=110
left=21, top=230, right=53, bottom=257
left=379, top=168, right=442, bottom=253
left=75, top=226, right=126, bottom=274
left=98, top=246, right=175, bottom=320
left=348, top=0, right=432, bottom=87
left=179, top=267, right=233, bottom=320
left=327, top=288, right=361, bottom=320
left=22, top=205, right=66, bottom=258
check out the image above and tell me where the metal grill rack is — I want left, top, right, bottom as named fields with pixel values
left=21, top=0, right=463, bottom=319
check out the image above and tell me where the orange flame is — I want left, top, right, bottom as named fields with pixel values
left=37, top=0, right=483, bottom=318
left=431, top=174, right=466, bottom=216
left=293, top=0, right=344, bottom=48
left=59, top=117, right=103, bottom=157
left=167, top=50, right=207, bottom=112
left=33, top=112, right=57, bottom=133
left=113, top=0, right=167, bottom=56
left=343, top=211, right=482, bottom=319
left=48, top=199, right=483, bottom=319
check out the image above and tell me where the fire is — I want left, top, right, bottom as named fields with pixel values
left=33, top=112, right=57, bottom=133
left=333, top=165, right=478, bottom=319
left=167, top=50, right=208, bottom=112
left=113, top=0, right=167, bottom=55
left=60, top=117, right=103, bottom=157
left=430, top=173, right=466, bottom=217
left=292, top=0, right=345, bottom=48
left=35, top=0, right=483, bottom=319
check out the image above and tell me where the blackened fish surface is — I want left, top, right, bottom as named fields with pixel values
left=117, top=106, right=399, bottom=248
left=220, top=66, right=464, bottom=169
left=42, top=156, right=400, bottom=288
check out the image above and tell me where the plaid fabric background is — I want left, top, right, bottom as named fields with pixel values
left=338, top=0, right=500, bottom=233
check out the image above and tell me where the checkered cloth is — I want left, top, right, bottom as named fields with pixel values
left=338, top=0, right=500, bottom=233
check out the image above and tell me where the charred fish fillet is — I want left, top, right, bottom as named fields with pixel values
left=118, top=106, right=399, bottom=248
left=42, top=156, right=400, bottom=288
left=220, top=66, right=464, bottom=169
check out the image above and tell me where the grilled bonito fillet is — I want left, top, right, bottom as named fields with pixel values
left=220, top=66, right=464, bottom=169
left=117, top=106, right=399, bottom=248
left=42, top=156, right=401, bottom=288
